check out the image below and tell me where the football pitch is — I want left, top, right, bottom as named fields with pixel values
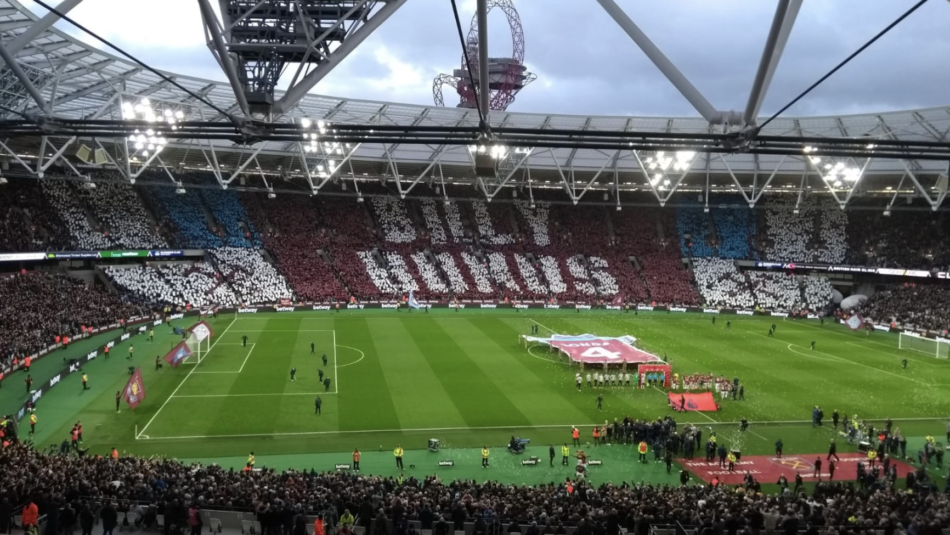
left=19, top=309, right=950, bottom=485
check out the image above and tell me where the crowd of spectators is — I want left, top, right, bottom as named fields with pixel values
left=486, top=252, right=523, bottom=296
left=3, top=441, right=948, bottom=534
left=0, top=271, right=145, bottom=362
left=382, top=251, right=421, bottom=294
left=144, top=186, right=222, bottom=249
left=208, top=248, right=293, bottom=305
left=566, top=256, right=598, bottom=296
left=104, top=263, right=239, bottom=309
left=514, top=254, right=548, bottom=296
left=692, top=258, right=755, bottom=309
left=419, top=199, right=448, bottom=245
left=410, top=252, right=448, bottom=296
left=802, top=276, right=833, bottom=312
left=709, top=197, right=755, bottom=259
left=676, top=204, right=715, bottom=257
left=515, top=202, right=551, bottom=247
left=40, top=180, right=112, bottom=250
left=0, top=179, right=70, bottom=252
left=357, top=251, right=398, bottom=296
left=588, top=257, right=619, bottom=297
left=442, top=202, right=467, bottom=243
left=847, top=210, right=950, bottom=270
left=459, top=251, right=496, bottom=296
left=199, top=187, right=262, bottom=248
left=371, top=198, right=418, bottom=244
left=78, top=178, right=166, bottom=249
left=860, top=283, right=950, bottom=332
left=747, top=271, right=802, bottom=311
left=639, top=253, right=699, bottom=306
left=538, top=255, right=568, bottom=295
left=472, top=201, right=515, bottom=245
left=761, top=196, right=813, bottom=262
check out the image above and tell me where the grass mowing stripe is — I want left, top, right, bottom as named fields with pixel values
left=402, top=317, right=533, bottom=428
left=136, top=315, right=238, bottom=439
left=363, top=317, right=468, bottom=429
left=448, top=317, right=592, bottom=426
left=336, top=317, right=401, bottom=432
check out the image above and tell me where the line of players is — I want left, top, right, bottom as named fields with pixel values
left=575, top=371, right=633, bottom=390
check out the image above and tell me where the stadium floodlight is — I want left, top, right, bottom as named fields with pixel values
left=802, top=146, right=815, bottom=153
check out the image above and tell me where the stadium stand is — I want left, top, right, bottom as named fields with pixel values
left=208, top=247, right=293, bottom=304
left=747, top=271, right=802, bottom=310
left=0, top=271, right=146, bottom=362
left=442, top=201, right=468, bottom=242
left=104, top=263, right=239, bottom=309
left=410, top=252, right=448, bottom=295
left=486, top=251, right=521, bottom=294
left=78, top=179, right=167, bottom=249
left=514, top=253, right=549, bottom=296
left=515, top=201, right=551, bottom=246
left=761, top=196, right=811, bottom=262
left=693, top=258, right=755, bottom=308
left=372, top=197, right=418, bottom=243
left=709, top=197, right=755, bottom=259
left=457, top=250, right=497, bottom=297
left=802, top=275, right=834, bottom=312
left=473, top=201, right=516, bottom=245
left=1, top=441, right=947, bottom=532
left=358, top=251, right=398, bottom=295
left=419, top=199, right=448, bottom=244
left=861, top=283, right=950, bottom=332
left=143, top=185, right=222, bottom=249
left=847, top=209, right=950, bottom=270
left=199, top=186, right=262, bottom=248
left=40, top=180, right=112, bottom=250
left=0, top=179, right=71, bottom=251
left=538, top=255, right=568, bottom=296
left=601, top=253, right=650, bottom=303
left=588, top=256, right=619, bottom=296
left=676, top=204, right=715, bottom=257
left=382, top=251, right=421, bottom=294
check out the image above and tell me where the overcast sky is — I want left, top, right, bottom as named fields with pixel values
left=20, top=0, right=950, bottom=118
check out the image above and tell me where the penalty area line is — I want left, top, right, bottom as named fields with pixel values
left=335, top=345, right=365, bottom=368
left=136, top=316, right=237, bottom=439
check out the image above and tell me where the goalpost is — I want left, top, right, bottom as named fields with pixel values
left=185, top=321, right=213, bottom=364
left=899, top=332, right=950, bottom=359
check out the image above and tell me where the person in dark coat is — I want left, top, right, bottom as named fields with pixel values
left=452, top=506, right=466, bottom=532
left=293, top=511, right=308, bottom=535
left=101, top=502, right=119, bottom=535
left=0, top=498, right=12, bottom=535
left=374, top=510, right=389, bottom=535
left=80, top=504, right=95, bottom=535
left=358, top=499, right=374, bottom=532
left=419, top=505, right=434, bottom=531
left=434, top=516, right=450, bottom=535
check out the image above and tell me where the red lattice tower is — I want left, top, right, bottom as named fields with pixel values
left=432, top=0, right=536, bottom=111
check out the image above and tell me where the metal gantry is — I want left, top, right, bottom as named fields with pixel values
left=0, top=0, right=946, bottom=211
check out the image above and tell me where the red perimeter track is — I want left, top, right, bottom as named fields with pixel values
left=680, top=453, right=915, bottom=485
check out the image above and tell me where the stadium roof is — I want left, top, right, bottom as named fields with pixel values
left=0, top=0, right=947, bottom=208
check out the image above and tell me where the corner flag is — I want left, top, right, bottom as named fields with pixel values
left=163, top=341, right=192, bottom=368
left=123, top=367, right=146, bottom=410
left=408, top=290, right=423, bottom=309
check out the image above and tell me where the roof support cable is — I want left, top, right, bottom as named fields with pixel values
left=758, top=0, right=929, bottom=131
left=31, top=0, right=239, bottom=125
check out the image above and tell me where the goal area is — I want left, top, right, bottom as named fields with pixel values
left=899, top=333, right=949, bottom=359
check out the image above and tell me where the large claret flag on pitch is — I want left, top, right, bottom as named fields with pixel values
left=123, top=367, right=146, bottom=410
left=163, top=341, right=192, bottom=368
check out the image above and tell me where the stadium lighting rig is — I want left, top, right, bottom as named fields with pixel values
left=120, top=98, right=185, bottom=160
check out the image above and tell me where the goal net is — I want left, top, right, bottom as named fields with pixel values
left=899, top=332, right=950, bottom=359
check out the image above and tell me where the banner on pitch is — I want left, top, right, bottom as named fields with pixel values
left=188, top=320, right=214, bottom=342
left=408, top=290, right=425, bottom=309
left=123, top=367, right=146, bottom=410
left=163, top=341, right=192, bottom=368
left=844, top=314, right=864, bottom=331
left=524, top=334, right=661, bottom=364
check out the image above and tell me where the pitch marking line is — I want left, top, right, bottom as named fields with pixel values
left=743, top=329, right=930, bottom=386
left=332, top=330, right=338, bottom=394
left=174, top=392, right=333, bottom=398
left=335, top=345, right=365, bottom=368
left=137, top=316, right=238, bottom=439
left=191, top=343, right=256, bottom=374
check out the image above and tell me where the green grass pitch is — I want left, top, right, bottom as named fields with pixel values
left=11, top=309, right=949, bottom=487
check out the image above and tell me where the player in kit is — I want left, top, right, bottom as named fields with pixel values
left=575, top=374, right=582, bottom=391
left=586, top=373, right=592, bottom=388
left=290, top=367, right=297, bottom=381
left=768, top=327, right=774, bottom=337
left=712, top=317, right=716, bottom=325
left=242, top=335, right=248, bottom=348
left=311, top=342, right=315, bottom=355
left=811, top=341, right=816, bottom=350
left=902, top=358, right=908, bottom=369
left=322, top=353, right=328, bottom=366
left=597, top=394, right=603, bottom=411
left=726, top=321, right=731, bottom=329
